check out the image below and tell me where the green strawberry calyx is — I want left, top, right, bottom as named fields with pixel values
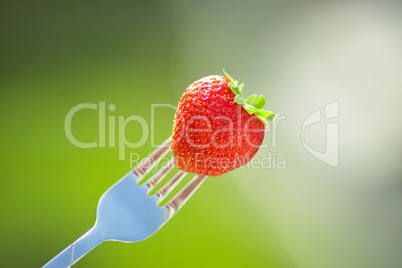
left=223, top=69, right=279, bottom=125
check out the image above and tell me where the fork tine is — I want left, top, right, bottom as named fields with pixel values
left=133, top=136, right=171, bottom=183
left=156, top=170, right=187, bottom=204
left=166, top=174, right=207, bottom=213
left=146, top=159, right=175, bottom=193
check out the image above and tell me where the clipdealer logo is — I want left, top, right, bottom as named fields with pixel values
left=64, top=100, right=338, bottom=168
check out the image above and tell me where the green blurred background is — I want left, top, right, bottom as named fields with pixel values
left=1, top=1, right=402, bottom=267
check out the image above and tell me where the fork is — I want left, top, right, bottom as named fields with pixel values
left=43, top=136, right=207, bottom=268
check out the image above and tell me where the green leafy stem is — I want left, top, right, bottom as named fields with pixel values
left=223, top=69, right=279, bottom=125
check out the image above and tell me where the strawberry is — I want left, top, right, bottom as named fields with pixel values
left=171, top=70, right=278, bottom=176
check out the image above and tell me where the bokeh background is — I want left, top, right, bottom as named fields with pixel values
left=1, top=0, right=402, bottom=267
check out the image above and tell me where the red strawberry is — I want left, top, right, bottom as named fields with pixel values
left=171, top=70, right=278, bottom=176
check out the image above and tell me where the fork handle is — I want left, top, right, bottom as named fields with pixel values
left=43, top=227, right=103, bottom=268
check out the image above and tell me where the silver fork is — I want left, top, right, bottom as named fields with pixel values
left=43, top=136, right=207, bottom=268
